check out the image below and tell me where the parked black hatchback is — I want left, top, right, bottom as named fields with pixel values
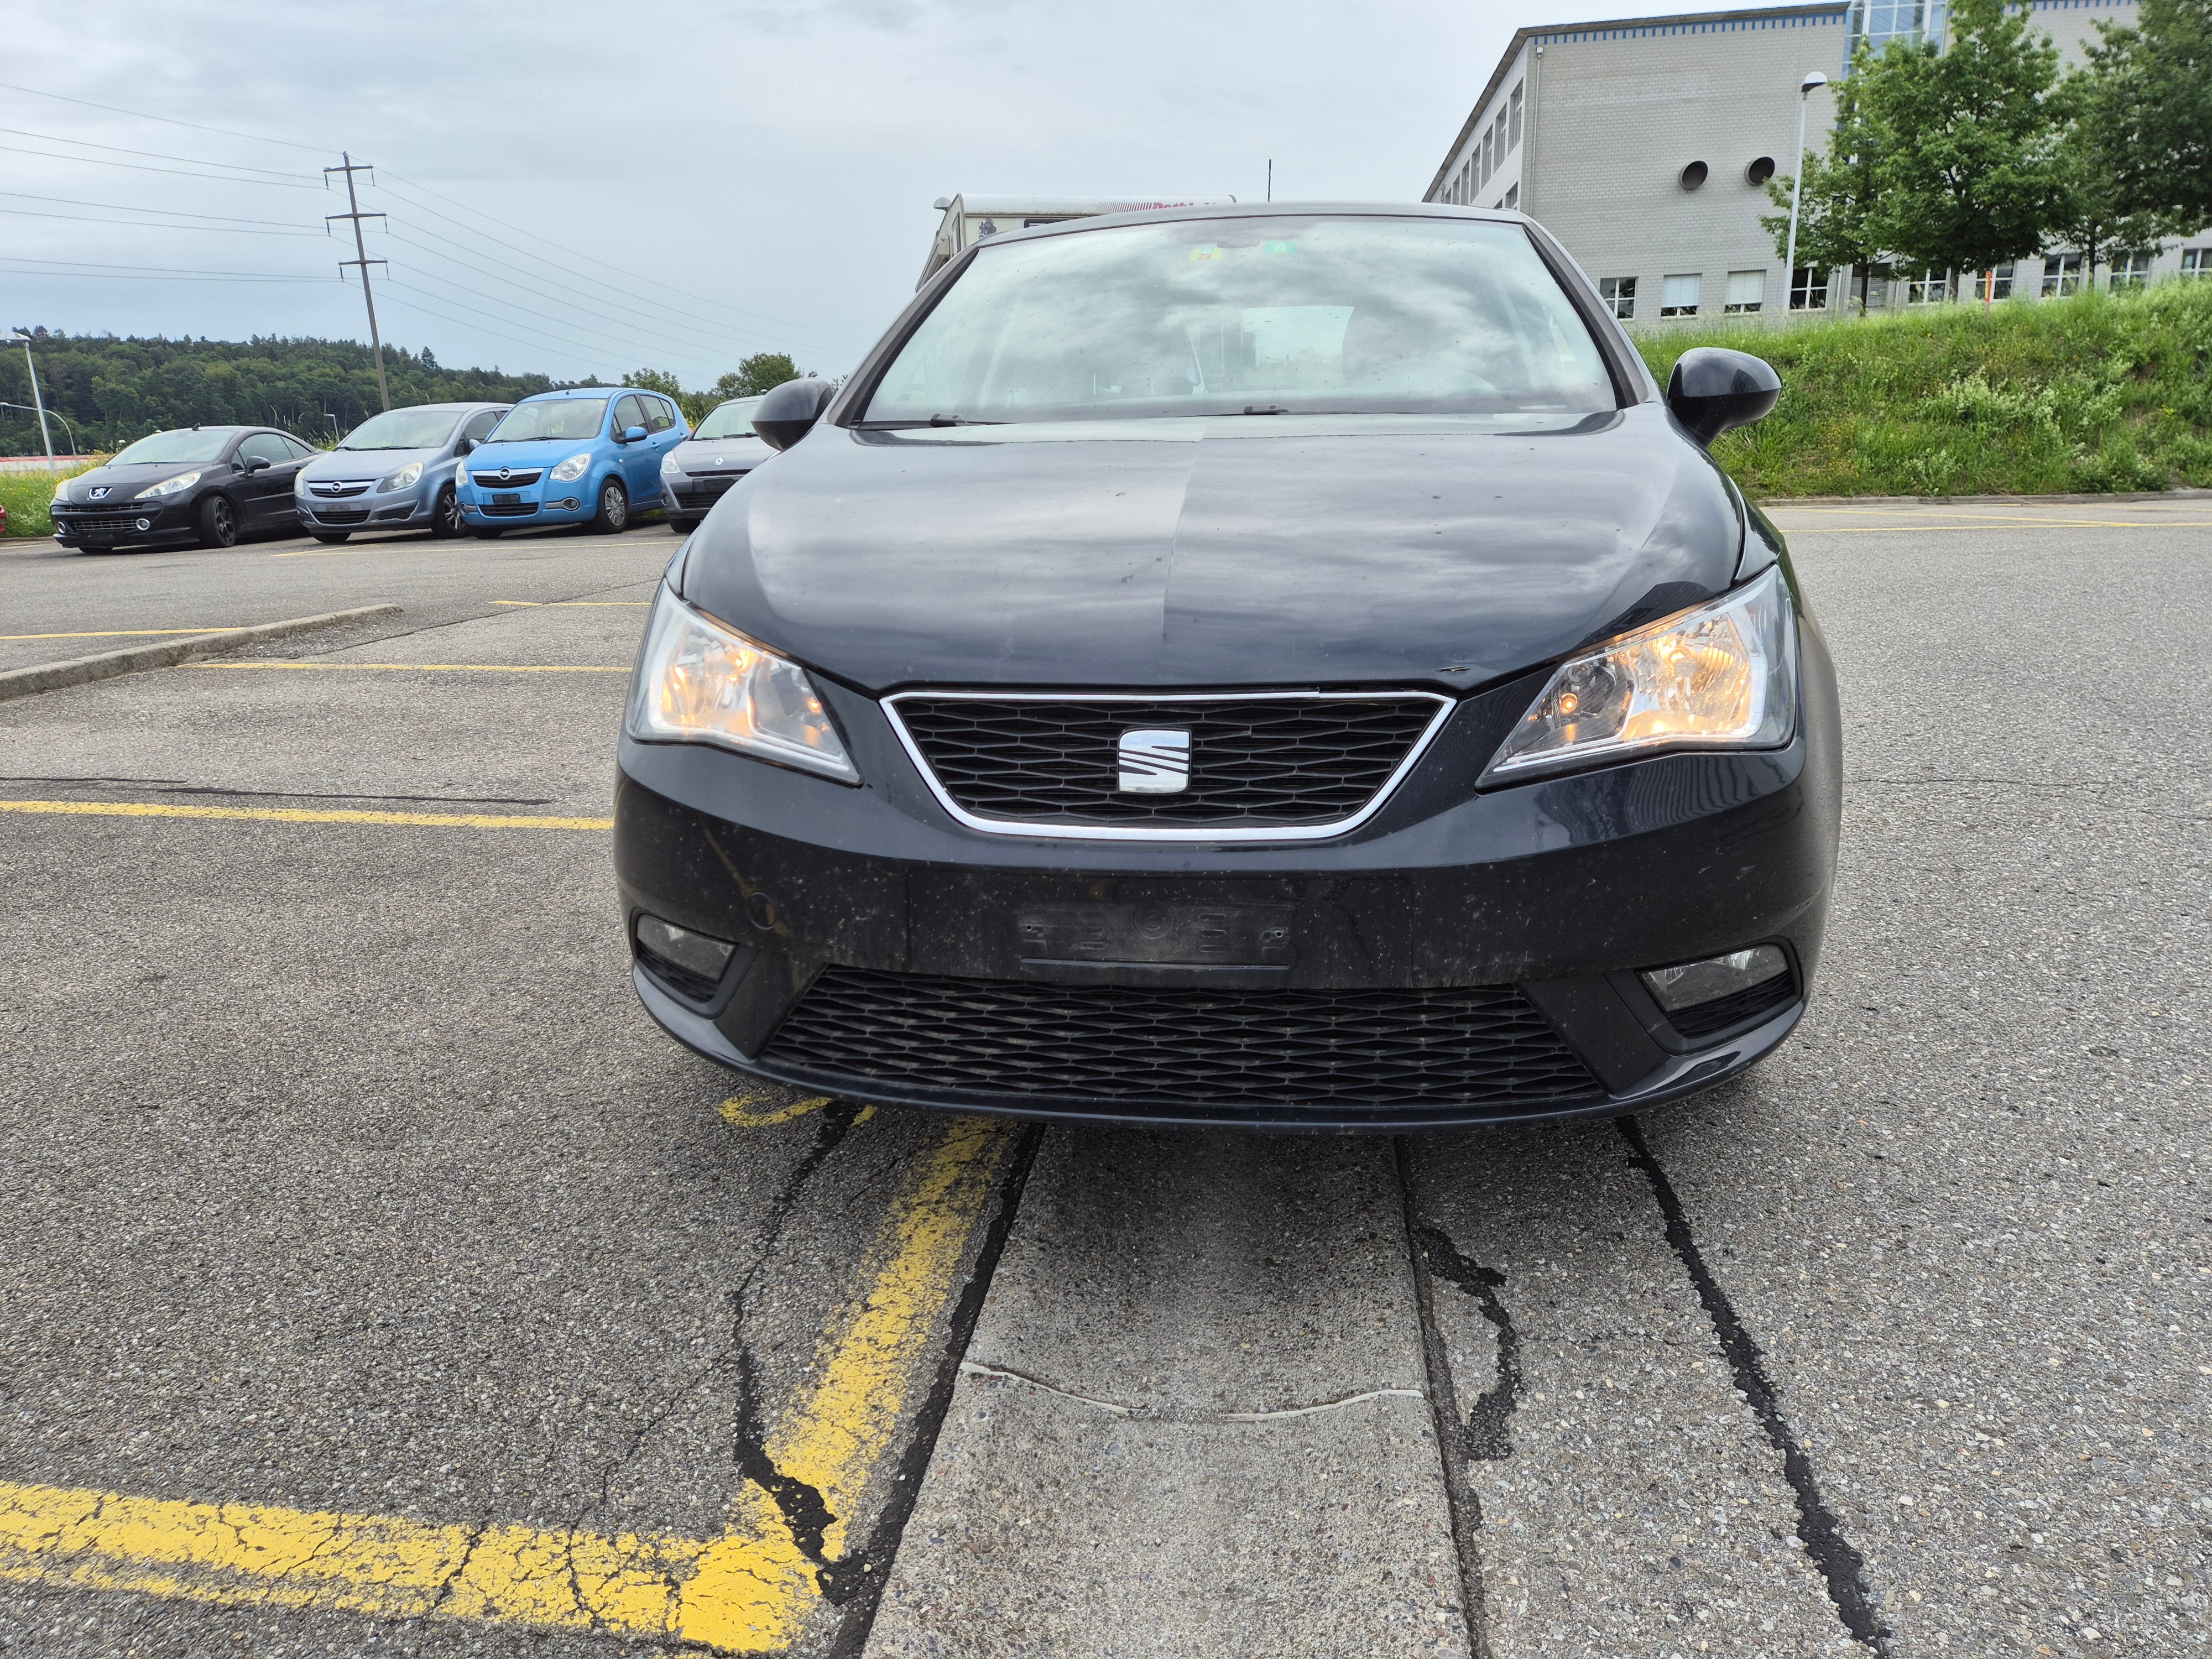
left=51, top=425, right=315, bottom=552
left=614, top=205, right=1840, bottom=1130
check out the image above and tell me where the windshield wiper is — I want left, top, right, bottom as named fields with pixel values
left=928, top=413, right=1001, bottom=426
left=1238, top=405, right=1289, bottom=416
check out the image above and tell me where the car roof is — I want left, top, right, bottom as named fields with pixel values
left=516, top=387, right=624, bottom=401
left=977, top=199, right=1526, bottom=251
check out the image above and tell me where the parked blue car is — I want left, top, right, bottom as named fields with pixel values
left=295, top=402, right=509, bottom=543
left=455, top=388, right=688, bottom=536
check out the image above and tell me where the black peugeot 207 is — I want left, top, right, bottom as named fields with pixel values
left=51, top=425, right=316, bottom=552
left=613, top=203, right=1840, bottom=1131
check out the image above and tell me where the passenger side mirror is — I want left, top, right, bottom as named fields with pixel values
left=243, top=455, right=271, bottom=474
left=753, top=378, right=834, bottom=452
left=622, top=424, right=648, bottom=444
left=454, top=437, right=474, bottom=457
left=1665, top=347, right=1782, bottom=447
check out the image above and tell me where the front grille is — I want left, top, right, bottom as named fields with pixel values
left=671, top=476, right=742, bottom=505
left=889, top=693, right=1444, bottom=829
left=762, top=967, right=1599, bottom=1114
left=1667, top=967, right=1798, bottom=1040
left=55, top=509, right=155, bottom=531
left=308, top=481, right=370, bottom=498
left=310, top=508, right=371, bottom=525
left=481, top=502, right=540, bottom=518
left=469, top=469, right=542, bottom=488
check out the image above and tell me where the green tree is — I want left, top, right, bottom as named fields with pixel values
left=2049, top=64, right=2171, bottom=283
left=1763, top=59, right=1903, bottom=313
left=1858, top=0, right=2071, bottom=286
left=2082, top=0, right=2212, bottom=233
left=715, top=353, right=804, bottom=399
left=621, top=367, right=714, bottom=425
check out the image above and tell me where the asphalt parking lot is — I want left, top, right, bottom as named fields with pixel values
left=1, top=499, right=2207, bottom=1658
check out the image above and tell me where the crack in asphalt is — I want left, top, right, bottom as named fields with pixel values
left=1396, top=1139, right=1493, bottom=1659
left=954, top=1360, right=1425, bottom=1422
left=1618, top=1117, right=1890, bottom=1656
left=1409, top=1224, right=1522, bottom=1463
left=0, top=776, right=556, bottom=806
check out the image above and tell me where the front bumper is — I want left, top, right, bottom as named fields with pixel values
left=298, top=482, right=434, bottom=531
left=458, top=476, right=663, bottom=526
left=51, top=501, right=195, bottom=548
left=612, top=621, right=1842, bottom=1130
left=662, top=472, right=750, bottom=524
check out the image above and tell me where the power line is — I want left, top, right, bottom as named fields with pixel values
left=0, top=255, right=325, bottom=279
left=0, top=190, right=319, bottom=229
left=380, top=258, right=730, bottom=365
left=0, top=126, right=322, bottom=181
left=0, top=207, right=321, bottom=237
left=0, top=142, right=328, bottom=190
left=0, top=82, right=331, bottom=155
left=369, top=288, right=609, bottom=373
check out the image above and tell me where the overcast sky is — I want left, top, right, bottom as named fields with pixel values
left=7, top=0, right=1776, bottom=392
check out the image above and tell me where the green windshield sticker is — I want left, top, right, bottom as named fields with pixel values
left=1263, top=241, right=1297, bottom=254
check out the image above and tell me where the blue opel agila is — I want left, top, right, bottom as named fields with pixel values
left=456, top=387, right=688, bottom=536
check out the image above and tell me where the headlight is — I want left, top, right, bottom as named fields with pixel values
left=625, top=589, right=858, bottom=782
left=377, top=461, right=423, bottom=493
left=1483, top=566, right=1797, bottom=783
left=660, top=453, right=686, bottom=479
left=550, top=452, right=591, bottom=483
left=294, top=471, right=312, bottom=495
left=135, top=471, right=202, bottom=500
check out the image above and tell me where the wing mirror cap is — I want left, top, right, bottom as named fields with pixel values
left=621, top=424, right=649, bottom=444
left=1665, top=347, right=1782, bottom=446
left=453, top=437, right=474, bottom=456
left=753, top=378, right=834, bottom=452
left=242, top=455, right=272, bottom=474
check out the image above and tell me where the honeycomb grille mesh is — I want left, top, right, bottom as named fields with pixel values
left=891, top=695, right=1441, bottom=826
left=763, top=967, right=1600, bottom=1114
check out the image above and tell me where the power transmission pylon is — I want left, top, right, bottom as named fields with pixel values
left=325, top=152, right=390, bottom=412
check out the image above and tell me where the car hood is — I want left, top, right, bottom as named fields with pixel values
left=464, top=439, right=602, bottom=472
left=59, top=461, right=221, bottom=502
left=302, top=444, right=444, bottom=483
left=681, top=405, right=1747, bottom=695
left=670, top=434, right=769, bottom=469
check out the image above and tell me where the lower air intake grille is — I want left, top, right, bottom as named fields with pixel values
left=762, top=967, right=1599, bottom=1113
left=481, top=502, right=539, bottom=518
left=311, top=508, right=371, bottom=525
left=888, top=693, right=1444, bottom=828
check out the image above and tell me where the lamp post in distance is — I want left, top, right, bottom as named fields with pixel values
left=1783, top=71, right=1830, bottom=316
left=5, top=332, right=58, bottom=474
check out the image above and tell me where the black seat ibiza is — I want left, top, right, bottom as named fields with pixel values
left=614, top=204, right=1840, bottom=1130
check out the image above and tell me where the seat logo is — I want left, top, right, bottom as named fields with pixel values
left=1117, top=729, right=1190, bottom=794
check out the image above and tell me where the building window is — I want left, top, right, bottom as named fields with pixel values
left=2110, top=251, right=2153, bottom=289
left=2041, top=253, right=2083, bottom=297
left=1661, top=274, right=1701, bottom=317
left=2183, top=248, right=2211, bottom=278
left=1481, top=129, right=1494, bottom=185
left=1504, top=183, right=1519, bottom=210
left=1789, top=267, right=1830, bottom=309
left=1509, top=84, right=1524, bottom=150
left=1725, top=269, right=1766, bottom=313
left=1847, top=0, right=1946, bottom=61
left=1905, top=270, right=1949, bottom=304
left=1599, top=276, right=1636, bottom=319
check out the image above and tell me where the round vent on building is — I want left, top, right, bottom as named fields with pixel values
left=1679, top=160, right=1709, bottom=190
left=1746, top=155, right=1776, bottom=185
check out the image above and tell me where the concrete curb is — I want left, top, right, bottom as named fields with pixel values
left=0, top=604, right=404, bottom=703
left=1760, top=488, right=2212, bottom=508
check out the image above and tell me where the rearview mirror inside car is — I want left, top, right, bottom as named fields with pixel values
left=1665, top=347, right=1782, bottom=447
left=753, top=378, right=835, bottom=452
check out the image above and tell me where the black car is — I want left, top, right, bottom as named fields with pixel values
left=659, top=395, right=770, bottom=534
left=613, top=204, right=1841, bottom=1131
left=51, top=426, right=316, bottom=552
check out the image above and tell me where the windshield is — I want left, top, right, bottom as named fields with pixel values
left=484, top=399, right=607, bottom=442
left=110, top=429, right=237, bottom=466
left=340, top=408, right=463, bottom=451
left=864, top=216, right=1616, bottom=424
left=692, top=399, right=763, bottom=440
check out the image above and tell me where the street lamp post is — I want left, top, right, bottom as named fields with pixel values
left=0, top=401, right=75, bottom=457
left=6, top=332, right=58, bottom=474
left=1783, top=72, right=1830, bottom=316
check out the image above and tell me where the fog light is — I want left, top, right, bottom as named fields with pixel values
left=634, top=913, right=737, bottom=1000
left=1640, top=945, right=1788, bottom=1011
left=135, top=518, right=152, bottom=531
left=560, top=496, right=581, bottom=510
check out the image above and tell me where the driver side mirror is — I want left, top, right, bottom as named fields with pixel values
left=1665, top=347, right=1782, bottom=447
left=622, top=424, right=648, bottom=444
left=753, top=378, right=834, bottom=452
left=454, top=437, right=474, bottom=457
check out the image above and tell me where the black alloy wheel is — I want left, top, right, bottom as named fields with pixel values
left=593, top=478, right=629, bottom=535
left=430, top=484, right=460, bottom=539
left=194, top=494, right=239, bottom=549
left=311, top=533, right=351, bottom=545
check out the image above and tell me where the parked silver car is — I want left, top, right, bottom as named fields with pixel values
left=658, top=397, right=770, bottom=534
left=294, top=403, right=509, bottom=543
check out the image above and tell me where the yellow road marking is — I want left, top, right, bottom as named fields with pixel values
left=0, top=629, right=244, bottom=641
left=0, top=1115, right=1015, bottom=1652
left=721, top=1092, right=836, bottom=1128
left=492, top=599, right=652, bottom=607
left=184, top=661, right=629, bottom=674
left=0, top=800, right=611, bottom=830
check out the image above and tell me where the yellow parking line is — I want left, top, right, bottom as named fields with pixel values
left=0, top=800, right=611, bottom=830
left=1780, top=519, right=2212, bottom=534
left=183, top=662, right=629, bottom=674
left=0, top=1116, right=1011, bottom=1652
left=492, top=600, right=653, bottom=607
left=0, top=629, right=245, bottom=641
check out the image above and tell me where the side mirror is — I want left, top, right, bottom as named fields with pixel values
left=753, top=378, right=834, bottom=452
left=622, top=424, right=648, bottom=444
left=454, top=437, right=474, bottom=457
left=243, top=455, right=272, bottom=474
left=1665, top=347, right=1781, bottom=446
